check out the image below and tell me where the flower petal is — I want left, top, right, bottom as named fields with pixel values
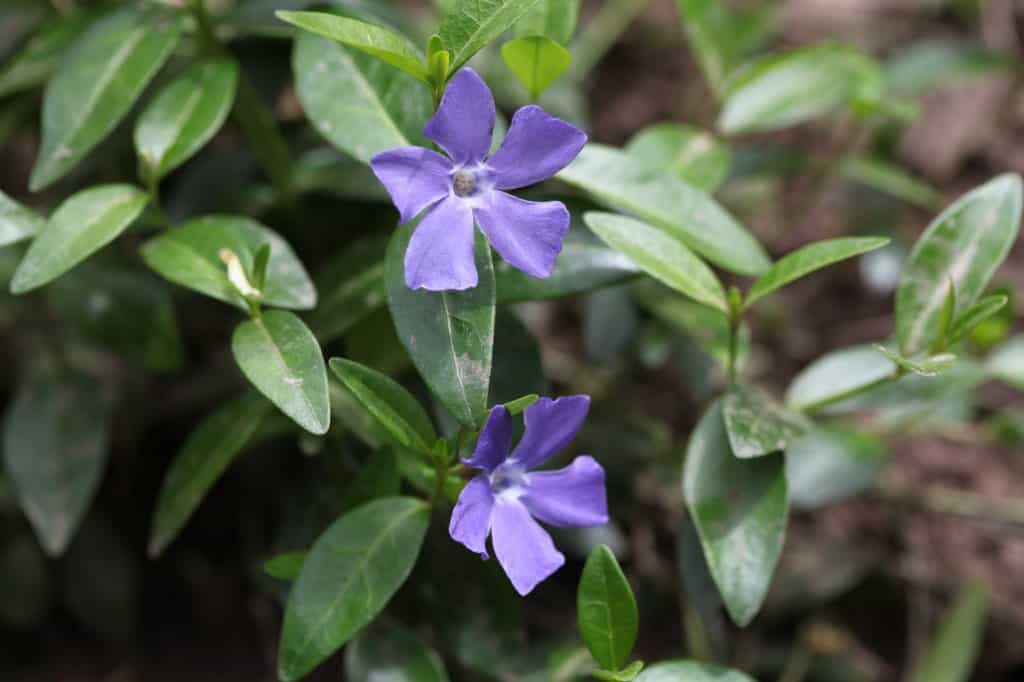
left=404, top=195, right=477, bottom=291
left=491, top=498, right=565, bottom=595
left=449, top=475, right=495, bottom=558
left=487, top=105, right=587, bottom=190
left=463, top=405, right=512, bottom=472
left=521, top=456, right=608, bottom=528
left=510, top=395, right=590, bottom=470
left=424, top=68, right=495, bottom=165
left=474, top=192, right=570, bottom=279
left=370, top=147, right=453, bottom=223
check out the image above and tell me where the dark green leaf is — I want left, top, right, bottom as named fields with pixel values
left=625, top=123, right=731, bottom=192
left=264, top=552, right=307, bottom=580
left=577, top=545, right=638, bottom=671
left=635, top=660, right=756, bottom=682
left=786, top=426, right=887, bottom=508
left=515, top=0, right=579, bottom=44
left=0, top=12, right=90, bottom=98
left=501, top=35, right=571, bottom=99
left=306, top=234, right=387, bottom=343
left=722, top=384, right=810, bottom=458
left=786, top=344, right=897, bottom=412
left=0, top=190, right=43, bottom=247
left=489, top=310, right=546, bottom=406
left=346, top=624, right=451, bottom=682
left=439, top=0, right=544, bottom=72
left=911, top=582, right=990, bottom=682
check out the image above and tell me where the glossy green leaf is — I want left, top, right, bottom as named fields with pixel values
left=3, top=370, right=111, bottom=557
left=346, top=624, right=451, bottom=682
left=684, top=401, right=788, bottom=626
left=578, top=545, right=638, bottom=672
left=515, top=0, right=579, bottom=44
left=839, top=155, right=943, bottom=209
left=264, top=552, right=307, bottom=581
left=625, top=123, right=731, bottom=193
left=786, top=344, right=898, bottom=412
left=948, top=294, right=1008, bottom=347
left=233, top=311, right=330, bottom=435
left=501, top=35, right=571, bottom=99
left=278, top=497, right=429, bottom=681
left=559, top=144, right=770, bottom=276
left=988, top=335, right=1024, bottom=390
left=0, top=190, right=43, bottom=247
left=439, top=0, right=543, bottom=72
left=385, top=225, right=495, bottom=428
left=635, top=660, right=756, bottom=682
left=897, top=174, right=1023, bottom=355
left=0, top=12, right=90, bottom=98
left=584, top=212, right=728, bottom=313
left=722, top=384, right=810, bottom=458
left=293, top=31, right=432, bottom=164
left=910, top=582, right=989, bottom=682
left=277, top=11, right=429, bottom=81
left=30, top=6, right=182, bottom=190
left=135, top=58, right=240, bottom=181
left=306, top=234, right=387, bottom=343
left=786, top=426, right=887, bottom=509
left=11, top=184, right=148, bottom=294
left=148, top=394, right=272, bottom=557
left=141, top=215, right=317, bottom=311
left=745, top=237, right=890, bottom=308
left=675, top=0, right=773, bottom=98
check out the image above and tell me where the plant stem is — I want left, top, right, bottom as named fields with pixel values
left=569, top=0, right=651, bottom=80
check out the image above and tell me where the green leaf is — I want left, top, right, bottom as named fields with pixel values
left=744, top=236, right=890, bottom=308
left=625, top=123, right=731, bottom=193
left=910, top=582, right=990, bottom=682
left=577, top=545, right=639, bottom=672
left=293, top=31, right=432, bottom=164
left=278, top=497, right=430, bottom=681
left=0, top=190, right=43, bottom=247
left=948, top=294, right=1007, bottom=347
left=489, top=310, right=546, bottom=407
left=346, top=624, right=451, bottom=682
left=786, top=426, right=886, bottom=509
left=147, top=394, right=272, bottom=557
left=0, top=12, right=90, bottom=98
left=558, top=144, right=770, bottom=276
left=277, top=11, right=429, bottom=82
left=233, top=311, right=330, bottom=435
left=786, top=344, right=897, bottom=412
left=839, top=155, right=943, bottom=210
left=11, top=184, right=149, bottom=294
left=899, top=175, right=1023, bottom=354
left=886, top=40, right=1015, bottom=97
left=385, top=225, right=495, bottom=429
left=675, top=0, right=773, bottom=98
left=264, top=552, right=307, bottom=581
left=584, top=212, right=728, bottom=313
left=141, top=215, right=317, bottom=311
left=515, top=0, right=579, bottom=44
left=988, top=334, right=1024, bottom=390
left=329, top=358, right=436, bottom=453
left=722, top=384, right=810, bottom=458
left=635, top=660, right=756, bottom=682
left=3, top=370, right=111, bottom=557
left=594, top=661, right=645, bottom=682
left=439, top=0, right=544, bottom=72
left=30, top=6, right=182, bottom=190
left=874, top=344, right=957, bottom=378
left=135, top=58, right=240, bottom=182
left=501, top=35, right=571, bottom=99
left=684, top=401, right=788, bottom=626
left=306, top=234, right=387, bottom=343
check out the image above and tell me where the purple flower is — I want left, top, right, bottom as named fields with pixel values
left=370, top=68, right=588, bottom=291
left=449, top=395, right=608, bottom=595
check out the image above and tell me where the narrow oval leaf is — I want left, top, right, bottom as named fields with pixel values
left=439, top=0, right=544, bottom=72
left=148, top=394, right=272, bottom=557
left=786, top=344, right=897, bottom=412
left=0, top=190, right=43, bottom=247
left=745, top=237, right=890, bottom=308
left=786, top=426, right=886, bottom=509
left=0, top=12, right=90, bottom=98
left=948, top=294, right=1007, bottom=347
left=636, top=660, right=756, bottom=682
left=3, top=370, right=111, bottom=557
left=135, top=58, right=240, bottom=181
left=385, top=225, right=495, bottom=428
left=30, top=6, right=182, bottom=190
left=515, top=0, right=579, bottom=44
left=897, top=174, right=1023, bottom=356
left=684, top=401, right=788, bottom=626
left=910, top=582, right=990, bottom=682
left=307, top=234, right=388, bottom=343
left=233, top=311, right=330, bottom=435
left=141, top=215, right=316, bottom=311
left=584, top=212, right=727, bottom=313
left=346, top=624, right=451, bottom=682
left=11, top=184, right=148, bottom=294
left=578, top=545, right=639, bottom=672
left=722, top=384, right=810, bottom=458
left=625, top=123, right=731, bottom=192
left=559, top=144, right=770, bottom=276
left=278, top=497, right=430, bottom=681
left=501, top=35, right=571, bottom=99
left=293, top=31, right=431, bottom=164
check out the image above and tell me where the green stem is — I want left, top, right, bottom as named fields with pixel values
left=569, top=0, right=651, bottom=80
left=799, top=370, right=901, bottom=416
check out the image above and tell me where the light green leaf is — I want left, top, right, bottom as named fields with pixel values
left=11, top=184, right=148, bottom=294
left=911, top=582, right=990, bottom=682
left=501, top=35, right=571, bottom=99
left=786, top=426, right=886, bottom=509
left=625, top=123, right=731, bottom=192
left=558, top=144, right=770, bottom=276
left=897, top=174, right=1023, bottom=355
left=786, top=344, right=898, bottom=412
left=684, top=401, right=788, bottom=626
left=988, top=334, right=1024, bottom=390
left=147, top=394, right=272, bottom=557
left=594, top=661, right=645, bottom=682
left=264, top=551, right=307, bottom=581
left=635, top=660, right=756, bottom=682
left=0, top=190, right=43, bottom=247
left=385, top=225, right=495, bottom=429
left=722, top=384, right=810, bottom=459
left=346, top=624, right=451, bottom=682
left=745, top=236, right=890, bottom=308
left=293, top=31, right=432, bottom=164
left=948, top=294, right=1008, bottom=347
left=839, top=155, right=943, bottom=210
left=875, top=344, right=957, bottom=377
left=141, top=215, right=317, bottom=311
left=278, top=497, right=430, bottom=681
left=277, top=11, right=429, bottom=81
left=232, top=311, right=330, bottom=435
left=439, top=0, right=544, bottom=72
left=515, top=0, right=579, bottom=44
left=0, top=12, right=90, bottom=98
left=135, top=58, right=240, bottom=182
left=306, top=234, right=387, bottom=343
left=886, top=40, right=1015, bottom=97
left=30, top=6, right=182, bottom=190
left=584, top=212, right=728, bottom=313
left=577, top=545, right=639, bottom=672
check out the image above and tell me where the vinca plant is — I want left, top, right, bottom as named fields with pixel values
left=1, top=0, right=1023, bottom=680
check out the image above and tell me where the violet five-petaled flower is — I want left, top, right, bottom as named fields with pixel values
left=448, top=395, right=608, bottom=596
left=370, top=67, right=588, bottom=291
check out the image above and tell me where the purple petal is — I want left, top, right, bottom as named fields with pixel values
left=462, top=405, right=512, bottom=472
left=521, top=456, right=608, bottom=528
left=474, top=192, right=569, bottom=279
left=449, top=475, right=495, bottom=558
left=370, top=147, right=453, bottom=223
left=487, top=105, right=587, bottom=190
left=424, top=68, right=495, bottom=166
left=510, top=395, right=591, bottom=470
left=404, top=196, right=477, bottom=291
left=491, top=498, right=565, bottom=595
